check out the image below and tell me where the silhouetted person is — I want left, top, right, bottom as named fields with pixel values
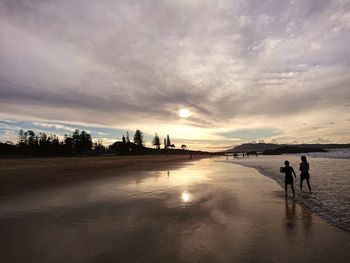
left=299, top=156, right=312, bottom=193
left=280, top=160, right=296, bottom=198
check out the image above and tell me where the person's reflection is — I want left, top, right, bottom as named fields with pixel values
left=284, top=198, right=296, bottom=231
left=301, top=205, right=313, bottom=238
left=135, top=178, right=142, bottom=185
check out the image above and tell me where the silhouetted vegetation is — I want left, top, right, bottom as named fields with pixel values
left=108, top=129, right=149, bottom=155
left=165, top=134, right=171, bottom=149
left=152, top=133, right=161, bottom=149
left=133, top=129, right=144, bottom=147
left=1, top=129, right=93, bottom=156
left=0, top=128, right=211, bottom=157
left=0, top=142, right=18, bottom=155
left=164, top=134, right=176, bottom=149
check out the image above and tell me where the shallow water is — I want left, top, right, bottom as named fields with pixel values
left=231, top=154, right=350, bottom=232
left=0, top=158, right=349, bottom=262
left=297, top=148, right=350, bottom=159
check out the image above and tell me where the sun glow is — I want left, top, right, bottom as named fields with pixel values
left=181, top=191, right=191, bottom=202
left=178, top=108, right=191, bottom=118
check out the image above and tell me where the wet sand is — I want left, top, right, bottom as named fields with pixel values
left=0, top=154, right=206, bottom=196
left=229, top=155, right=350, bottom=232
left=0, top=158, right=349, bottom=262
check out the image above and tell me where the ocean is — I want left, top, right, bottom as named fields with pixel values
left=231, top=148, right=350, bottom=232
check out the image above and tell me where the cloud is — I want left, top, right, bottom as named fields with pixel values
left=0, top=0, right=349, bottom=148
left=97, top=131, right=109, bottom=136
left=218, top=128, right=278, bottom=141
left=311, top=137, right=332, bottom=144
left=32, top=122, right=76, bottom=132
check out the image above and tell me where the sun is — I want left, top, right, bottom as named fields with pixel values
left=178, top=108, right=191, bottom=118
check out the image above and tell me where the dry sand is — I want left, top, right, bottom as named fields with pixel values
left=0, top=154, right=208, bottom=196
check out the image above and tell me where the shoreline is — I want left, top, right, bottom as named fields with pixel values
left=228, top=156, right=350, bottom=233
left=0, top=154, right=210, bottom=197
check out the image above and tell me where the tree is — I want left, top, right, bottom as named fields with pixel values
left=39, top=132, right=49, bottom=153
left=181, top=144, right=187, bottom=150
left=72, top=129, right=92, bottom=153
left=51, top=134, right=60, bottom=149
left=166, top=135, right=171, bottom=148
left=152, top=133, right=161, bottom=149
left=27, top=130, right=37, bottom=148
left=122, top=135, right=126, bottom=144
left=126, top=131, right=130, bottom=143
left=79, top=130, right=93, bottom=153
left=18, top=129, right=25, bottom=146
left=24, top=131, right=28, bottom=145
left=133, top=129, right=144, bottom=147
left=39, top=132, right=48, bottom=145
left=164, top=138, right=167, bottom=149
left=12, top=128, right=97, bottom=156
left=93, top=140, right=105, bottom=151
left=64, top=134, right=74, bottom=154
left=72, top=129, right=80, bottom=147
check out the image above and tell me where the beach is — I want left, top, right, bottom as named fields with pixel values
left=0, top=154, right=205, bottom=196
left=0, top=157, right=349, bottom=262
left=230, top=153, right=350, bottom=232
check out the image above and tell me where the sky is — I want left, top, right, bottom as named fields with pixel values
left=0, top=0, right=350, bottom=150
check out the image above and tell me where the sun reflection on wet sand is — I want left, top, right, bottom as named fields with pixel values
left=181, top=191, right=191, bottom=203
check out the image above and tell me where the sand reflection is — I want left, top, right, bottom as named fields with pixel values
left=181, top=191, right=191, bottom=203
left=284, top=198, right=296, bottom=231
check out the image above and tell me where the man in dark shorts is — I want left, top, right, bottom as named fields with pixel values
left=280, top=160, right=296, bottom=198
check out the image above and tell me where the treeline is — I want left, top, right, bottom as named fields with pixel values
left=3, top=129, right=93, bottom=155
left=0, top=129, right=192, bottom=156
left=108, top=130, right=187, bottom=155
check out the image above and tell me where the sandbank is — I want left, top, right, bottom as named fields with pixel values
left=0, top=154, right=208, bottom=196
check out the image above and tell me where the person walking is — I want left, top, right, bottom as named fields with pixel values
left=280, top=160, right=296, bottom=198
left=299, top=156, right=312, bottom=193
